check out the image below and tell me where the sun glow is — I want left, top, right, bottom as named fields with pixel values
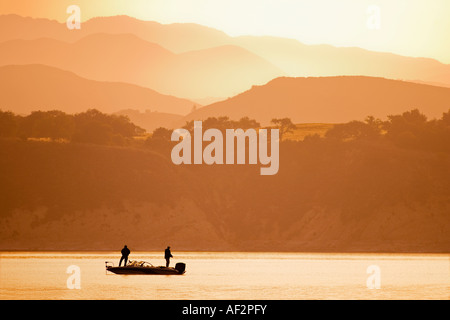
left=0, top=0, right=449, bottom=63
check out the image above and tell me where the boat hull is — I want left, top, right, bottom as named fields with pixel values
left=106, top=266, right=184, bottom=275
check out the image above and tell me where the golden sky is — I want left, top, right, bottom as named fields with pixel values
left=1, top=0, right=449, bottom=64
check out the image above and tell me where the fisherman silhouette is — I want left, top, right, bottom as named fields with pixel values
left=165, top=246, right=173, bottom=267
left=119, top=245, right=130, bottom=267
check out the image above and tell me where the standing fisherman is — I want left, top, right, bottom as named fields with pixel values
left=119, top=245, right=130, bottom=267
left=165, top=246, right=173, bottom=267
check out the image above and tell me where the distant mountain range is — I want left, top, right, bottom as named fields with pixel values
left=0, top=64, right=195, bottom=115
left=0, top=16, right=283, bottom=100
left=0, top=34, right=283, bottom=101
left=0, top=14, right=231, bottom=53
left=1, top=14, right=450, bottom=100
left=1, top=14, right=450, bottom=126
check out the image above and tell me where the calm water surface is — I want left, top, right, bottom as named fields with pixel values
left=0, top=252, right=448, bottom=300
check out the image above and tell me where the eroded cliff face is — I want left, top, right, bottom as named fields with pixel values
left=2, top=200, right=449, bottom=253
left=0, top=200, right=231, bottom=251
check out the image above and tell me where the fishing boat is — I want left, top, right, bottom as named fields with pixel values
left=105, top=260, right=186, bottom=275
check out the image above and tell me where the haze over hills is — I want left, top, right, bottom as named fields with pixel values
left=1, top=13, right=449, bottom=94
left=2, top=13, right=450, bottom=128
left=184, top=76, right=450, bottom=125
left=0, top=33, right=284, bottom=100
left=232, top=36, right=450, bottom=85
left=0, top=64, right=195, bottom=115
left=0, top=14, right=231, bottom=53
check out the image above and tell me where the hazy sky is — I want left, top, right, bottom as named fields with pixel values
left=1, top=0, right=449, bottom=63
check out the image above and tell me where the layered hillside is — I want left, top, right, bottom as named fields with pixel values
left=0, top=64, right=195, bottom=115
left=184, top=77, right=450, bottom=125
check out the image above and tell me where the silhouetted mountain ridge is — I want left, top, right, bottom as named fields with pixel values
left=0, top=64, right=195, bottom=115
left=184, top=76, right=450, bottom=125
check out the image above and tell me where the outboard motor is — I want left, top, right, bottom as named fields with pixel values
left=175, top=262, right=186, bottom=274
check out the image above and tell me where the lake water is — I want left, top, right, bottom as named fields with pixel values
left=0, top=252, right=448, bottom=300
